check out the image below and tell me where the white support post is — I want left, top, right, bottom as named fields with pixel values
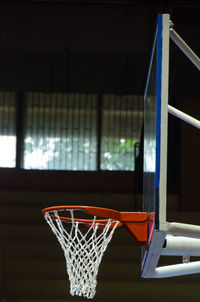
left=170, top=28, right=200, bottom=71
left=152, top=261, right=200, bottom=278
left=154, top=225, right=200, bottom=278
left=161, top=235, right=200, bottom=256
left=169, top=222, right=200, bottom=239
left=168, top=105, right=200, bottom=129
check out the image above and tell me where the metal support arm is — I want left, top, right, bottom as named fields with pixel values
left=162, top=235, right=200, bottom=256
left=170, top=28, right=200, bottom=71
left=168, top=105, right=200, bottom=130
left=152, top=261, right=200, bottom=278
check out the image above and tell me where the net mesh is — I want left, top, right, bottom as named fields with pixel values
left=44, top=209, right=120, bottom=299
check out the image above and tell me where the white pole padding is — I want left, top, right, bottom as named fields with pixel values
left=169, top=222, right=200, bottom=239
left=170, top=28, right=200, bottom=71
left=168, top=105, right=200, bottom=130
left=152, top=261, right=200, bottom=278
left=161, top=235, right=200, bottom=256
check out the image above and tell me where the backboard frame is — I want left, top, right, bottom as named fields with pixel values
left=142, top=14, right=170, bottom=278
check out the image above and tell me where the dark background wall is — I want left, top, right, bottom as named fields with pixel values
left=0, top=0, right=199, bottom=207
left=0, top=2, right=149, bottom=94
left=0, top=1, right=199, bottom=302
left=0, top=1, right=199, bottom=96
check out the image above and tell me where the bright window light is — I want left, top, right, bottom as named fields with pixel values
left=0, top=135, right=16, bottom=167
left=23, top=93, right=97, bottom=170
left=0, top=92, right=16, bottom=168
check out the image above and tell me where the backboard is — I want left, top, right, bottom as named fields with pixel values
left=142, top=14, right=170, bottom=278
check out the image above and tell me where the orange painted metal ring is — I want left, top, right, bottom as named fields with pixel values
left=42, top=205, right=123, bottom=228
left=42, top=205, right=148, bottom=244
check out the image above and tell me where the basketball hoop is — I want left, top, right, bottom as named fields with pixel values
left=42, top=206, right=148, bottom=299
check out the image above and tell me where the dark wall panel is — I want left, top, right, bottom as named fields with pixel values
left=180, top=98, right=200, bottom=210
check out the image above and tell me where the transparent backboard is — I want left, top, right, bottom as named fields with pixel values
left=142, top=14, right=170, bottom=278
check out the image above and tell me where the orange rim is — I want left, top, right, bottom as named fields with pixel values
left=42, top=206, right=148, bottom=244
left=42, top=205, right=123, bottom=228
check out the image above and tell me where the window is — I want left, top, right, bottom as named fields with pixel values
left=0, top=92, right=16, bottom=168
left=0, top=92, right=143, bottom=171
left=101, top=94, right=143, bottom=170
left=23, top=93, right=98, bottom=170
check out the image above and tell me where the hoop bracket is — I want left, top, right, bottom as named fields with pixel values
left=42, top=206, right=149, bottom=245
left=84, top=208, right=148, bottom=245
left=120, top=212, right=148, bottom=245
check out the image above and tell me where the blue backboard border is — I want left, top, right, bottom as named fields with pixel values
left=142, top=13, right=170, bottom=278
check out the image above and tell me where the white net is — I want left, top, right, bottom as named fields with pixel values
left=44, top=209, right=120, bottom=299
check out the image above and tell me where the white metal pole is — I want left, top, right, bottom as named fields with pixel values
left=152, top=261, right=200, bottom=278
left=169, top=222, right=200, bottom=238
left=168, top=105, right=200, bottom=130
left=161, top=235, right=200, bottom=256
left=170, top=28, right=200, bottom=71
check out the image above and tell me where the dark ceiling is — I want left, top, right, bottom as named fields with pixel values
left=0, top=0, right=199, bottom=97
